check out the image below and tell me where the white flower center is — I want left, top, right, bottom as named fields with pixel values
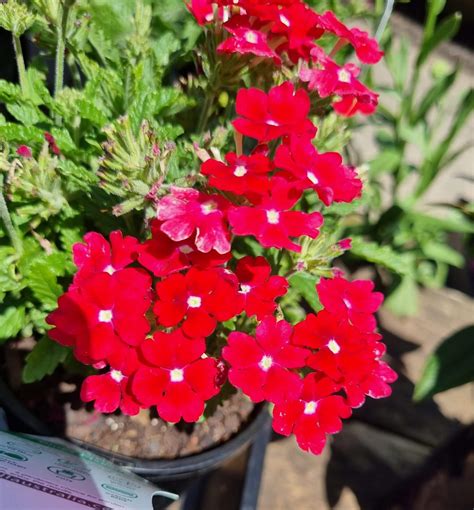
left=342, top=298, right=352, bottom=309
left=266, top=119, right=279, bottom=126
left=110, top=370, right=124, bottom=383
left=337, top=69, right=352, bottom=83
left=98, top=309, right=113, bottom=323
left=179, top=244, right=194, bottom=254
left=259, top=355, right=273, bottom=372
left=244, top=31, right=259, bottom=44
left=239, top=284, right=252, bottom=294
left=279, top=14, right=291, bottom=27
left=233, top=165, right=247, bottom=177
left=201, top=200, right=217, bottom=215
left=328, top=339, right=341, bottom=354
left=307, top=171, right=319, bottom=185
left=170, top=368, right=184, bottom=383
left=187, top=295, right=202, bottom=308
left=266, top=209, right=280, bottom=224
left=104, top=264, right=115, bottom=275
left=304, top=401, right=318, bottom=415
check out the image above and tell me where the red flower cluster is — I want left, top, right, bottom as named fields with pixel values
left=186, top=0, right=381, bottom=116
left=45, top=3, right=396, bottom=457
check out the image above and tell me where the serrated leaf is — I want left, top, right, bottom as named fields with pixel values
left=289, top=272, right=322, bottom=312
left=26, top=261, right=63, bottom=309
left=6, top=101, right=49, bottom=125
left=0, top=123, right=44, bottom=145
left=414, top=326, right=474, bottom=401
left=22, top=336, right=70, bottom=383
left=0, top=306, right=26, bottom=341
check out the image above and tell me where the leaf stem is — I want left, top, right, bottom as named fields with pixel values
left=197, top=93, right=214, bottom=135
left=54, top=0, right=72, bottom=106
left=0, top=179, right=22, bottom=256
left=12, top=35, right=29, bottom=97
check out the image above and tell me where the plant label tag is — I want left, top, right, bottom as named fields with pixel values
left=0, top=430, right=178, bottom=509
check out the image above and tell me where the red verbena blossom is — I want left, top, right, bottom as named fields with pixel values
left=300, top=46, right=378, bottom=117
left=233, top=82, right=316, bottom=142
left=80, top=349, right=140, bottom=416
left=275, top=135, right=362, bottom=205
left=228, top=177, right=323, bottom=252
left=156, top=187, right=231, bottom=255
left=138, top=220, right=229, bottom=277
left=272, top=373, right=352, bottom=454
left=132, top=330, right=220, bottom=422
left=223, top=316, right=308, bottom=404
left=235, top=256, right=288, bottom=319
left=16, top=145, right=32, bottom=158
left=72, top=231, right=139, bottom=285
left=153, top=267, right=243, bottom=337
left=316, top=11, right=383, bottom=64
left=218, top=16, right=280, bottom=62
left=317, top=276, right=384, bottom=332
left=44, top=131, right=61, bottom=155
left=201, top=152, right=272, bottom=200
left=186, top=0, right=214, bottom=25
left=47, top=269, right=151, bottom=364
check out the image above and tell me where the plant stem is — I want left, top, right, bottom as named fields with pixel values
left=0, top=182, right=22, bottom=256
left=12, top=35, right=29, bottom=97
left=375, top=0, right=395, bottom=41
left=197, top=93, right=214, bottom=135
left=54, top=0, right=72, bottom=101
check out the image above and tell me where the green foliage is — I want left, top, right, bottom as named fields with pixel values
left=22, top=336, right=70, bottom=383
left=414, top=326, right=474, bottom=401
left=342, top=1, right=473, bottom=314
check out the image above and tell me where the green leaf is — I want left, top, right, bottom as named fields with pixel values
left=369, top=149, right=402, bottom=176
left=413, top=67, right=458, bottom=124
left=0, top=123, right=44, bottom=145
left=384, top=275, right=419, bottom=316
left=22, top=336, right=70, bottom=383
left=288, top=272, right=322, bottom=312
left=350, top=237, right=414, bottom=276
left=414, top=326, right=474, bottom=401
left=385, top=38, right=409, bottom=93
left=417, top=13, right=462, bottom=68
left=0, top=306, right=26, bottom=341
left=6, top=101, right=49, bottom=125
left=421, top=241, right=464, bottom=268
left=26, top=261, right=62, bottom=309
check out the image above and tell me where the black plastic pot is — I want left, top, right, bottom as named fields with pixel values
left=0, top=377, right=269, bottom=494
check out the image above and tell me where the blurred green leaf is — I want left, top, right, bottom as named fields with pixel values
left=414, top=326, right=474, bottom=401
left=26, top=261, right=62, bottom=310
left=22, top=336, right=70, bottom=383
left=421, top=241, right=464, bottom=268
left=384, top=275, right=418, bottom=316
left=350, top=237, right=414, bottom=276
left=417, top=12, right=462, bottom=68
left=0, top=306, right=26, bottom=341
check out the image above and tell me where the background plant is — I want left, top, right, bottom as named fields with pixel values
left=338, top=0, right=474, bottom=315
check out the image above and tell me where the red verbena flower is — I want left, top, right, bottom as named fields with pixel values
left=44, top=131, right=61, bottom=155
left=300, top=46, right=379, bottom=117
left=156, top=187, right=231, bottom=255
left=233, top=82, right=316, bottom=142
left=132, top=329, right=220, bottom=422
left=138, top=220, right=229, bottom=277
left=47, top=269, right=151, bottom=364
left=275, top=135, right=362, bottom=206
left=153, top=267, right=243, bottom=337
left=223, top=316, right=308, bottom=403
left=316, top=11, right=383, bottom=64
left=228, top=177, right=323, bottom=252
left=272, top=373, right=352, bottom=454
left=201, top=152, right=272, bottom=201
left=317, top=276, right=384, bottom=332
left=72, top=231, right=139, bottom=285
left=219, top=16, right=280, bottom=62
left=16, top=145, right=32, bottom=158
left=186, top=0, right=213, bottom=25
left=235, top=256, right=288, bottom=319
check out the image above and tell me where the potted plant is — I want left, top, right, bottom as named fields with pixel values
left=0, top=0, right=396, bottom=491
